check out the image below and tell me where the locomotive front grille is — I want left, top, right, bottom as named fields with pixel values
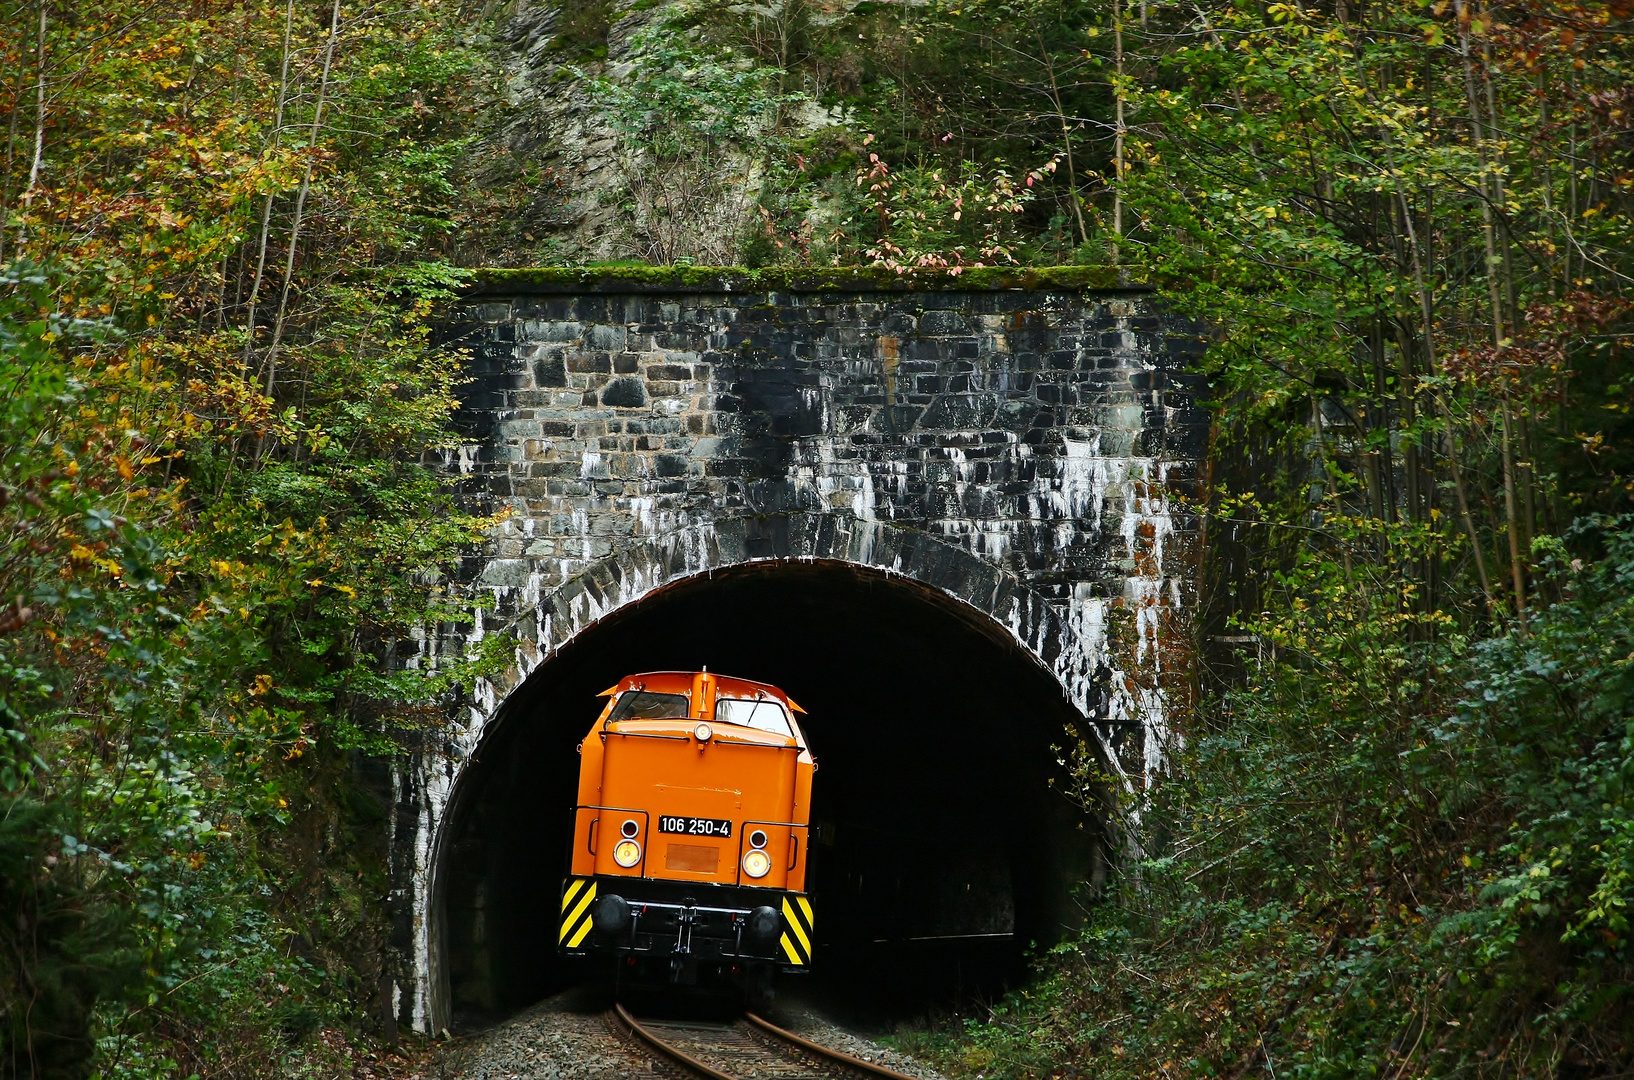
left=664, top=843, right=720, bottom=873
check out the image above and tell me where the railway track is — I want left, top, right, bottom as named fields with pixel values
left=611, top=1002, right=923, bottom=1080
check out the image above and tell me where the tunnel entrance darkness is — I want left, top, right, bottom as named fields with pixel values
left=437, top=560, right=1104, bottom=1028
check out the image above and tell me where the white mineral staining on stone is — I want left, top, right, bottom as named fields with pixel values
left=1042, top=433, right=1107, bottom=524
left=629, top=496, right=656, bottom=535
left=790, top=440, right=882, bottom=522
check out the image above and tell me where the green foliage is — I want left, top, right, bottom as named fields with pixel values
left=825, top=0, right=1634, bottom=1069
left=585, top=7, right=811, bottom=263
left=1442, top=519, right=1634, bottom=967
left=593, top=20, right=796, bottom=146
left=827, top=145, right=1053, bottom=269
left=541, top=0, right=1102, bottom=267
left=1108, top=0, right=1633, bottom=607
left=547, top=0, right=615, bottom=62
left=0, top=0, right=491, bottom=1073
left=898, top=518, right=1633, bottom=1077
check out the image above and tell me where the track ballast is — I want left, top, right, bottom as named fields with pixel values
left=611, top=1004, right=922, bottom=1080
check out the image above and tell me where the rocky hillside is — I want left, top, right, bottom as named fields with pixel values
left=460, top=0, right=844, bottom=265
left=454, top=0, right=1096, bottom=269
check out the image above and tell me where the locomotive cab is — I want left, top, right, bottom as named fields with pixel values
left=558, top=670, right=816, bottom=991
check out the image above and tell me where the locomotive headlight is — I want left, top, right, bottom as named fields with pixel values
left=742, top=848, right=772, bottom=878
left=613, top=839, right=642, bottom=868
left=694, top=722, right=713, bottom=742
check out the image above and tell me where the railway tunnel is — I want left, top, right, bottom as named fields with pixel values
left=436, top=559, right=1107, bottom=1027
left=401, top=271, right=1206, bottom=1033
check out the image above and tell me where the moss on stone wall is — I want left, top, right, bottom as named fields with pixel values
left=468, top=265, right=1151, bottom=295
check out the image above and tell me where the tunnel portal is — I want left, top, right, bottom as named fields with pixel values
left=439, top=561, right=1104, bottom=1025
left=396, top=272, right=1205, bottom=1033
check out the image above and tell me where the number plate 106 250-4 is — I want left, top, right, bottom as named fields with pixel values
left=658, top=815, right=732, bottom=837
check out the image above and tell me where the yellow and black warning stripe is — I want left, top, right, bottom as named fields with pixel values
left=559, top=877, right=597, bottom=950
left=779, top=893, right=814, bottom=966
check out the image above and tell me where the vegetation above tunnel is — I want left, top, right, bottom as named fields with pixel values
left=468, top=265, right=1148, bottom=294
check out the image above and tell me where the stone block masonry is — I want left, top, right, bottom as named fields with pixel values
left=394, top=269, right=1208, bottom=1032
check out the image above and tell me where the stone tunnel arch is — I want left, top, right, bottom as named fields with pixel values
left=410, top=514, right=1136, bottom=1032
left=395, top=276, right=1208, bottom=1033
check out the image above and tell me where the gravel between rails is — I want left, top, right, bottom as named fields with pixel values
left=432, top=989, right=949, bottom=1080
left=635, top=1016, right=812, bottom=1079
left=755, top=1006, right=947, bottom=1080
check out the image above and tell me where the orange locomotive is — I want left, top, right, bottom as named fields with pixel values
left=558, top=670, right=816, bottom=990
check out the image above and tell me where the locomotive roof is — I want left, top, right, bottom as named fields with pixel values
left=599, top=670, right=805, bottom=712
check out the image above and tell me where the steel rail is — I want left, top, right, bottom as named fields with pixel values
left=612, top=1003, right=738, bottom=1080
left=744, top=1011, right=923, bottom=1080
left=613, top=1002, right=927, bottom=1080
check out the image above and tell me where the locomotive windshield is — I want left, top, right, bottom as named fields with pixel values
left=609, top=690, right=689, bottom=721
left=715, top=696, right=793, bottom=737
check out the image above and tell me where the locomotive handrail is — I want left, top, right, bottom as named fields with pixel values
left=604, top=727, right=795, bottom=748
left=571, top=805, right=650, bottom=870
